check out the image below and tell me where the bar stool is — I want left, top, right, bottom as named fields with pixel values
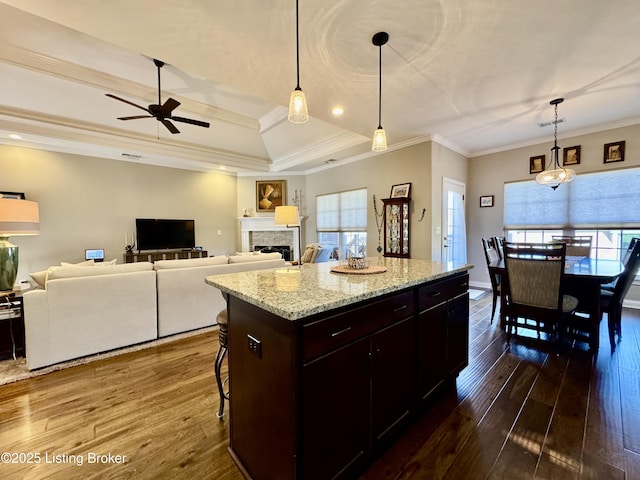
left=214, top=307, right=229, bottom=420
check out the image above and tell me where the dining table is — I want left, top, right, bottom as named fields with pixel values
left=489, top=256, right=624, bottom=351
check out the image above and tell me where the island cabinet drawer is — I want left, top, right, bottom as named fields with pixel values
left=302, top=290, right=415, bottom=362
left=418, top=274, right=469, bottom=311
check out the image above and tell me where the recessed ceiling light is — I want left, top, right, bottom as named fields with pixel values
left=331, top=106, right=344, bottom=116
left=8, top=134, right=23, bottom=140
left=219, top=166, right=227, bottom=170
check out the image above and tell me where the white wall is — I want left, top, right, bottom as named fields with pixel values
left=2, top=145, right=238, bottom=283
left=305, top=142, right=434, bottom=259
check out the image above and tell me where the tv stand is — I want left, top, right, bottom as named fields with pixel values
left=124, top=249, right=208, bottom=263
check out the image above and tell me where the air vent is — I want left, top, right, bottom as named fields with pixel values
left=121, top=153, right=142, bottom=159
left=324, top=158, right=338, bottom=164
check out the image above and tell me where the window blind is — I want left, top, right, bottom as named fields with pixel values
left=504, top=167, right=640, bottom=229
left=317, top=188, right=367, bottom=232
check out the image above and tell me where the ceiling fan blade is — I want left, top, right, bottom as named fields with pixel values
left=105, top=93, right=150, bottom=113
left=160, top=119, right=180, bottom=134
left=171, top=116, right=210, bottom=128
left=160, top=97, right=180, bottom=116
left=117, top=115, right=153, bottom=121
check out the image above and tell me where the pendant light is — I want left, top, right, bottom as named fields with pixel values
left=288, top=0, right=308, bottom=123
left=371, top=31, right=389, bottom=152
left=535, top=98, right=576, bottom=190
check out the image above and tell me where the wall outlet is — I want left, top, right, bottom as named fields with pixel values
left=247, top=334, right=262, bottom=358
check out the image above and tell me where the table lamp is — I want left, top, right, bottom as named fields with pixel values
left=274, top=205, right=302, bottom=266
left=0, top=198, right=40, bottom=291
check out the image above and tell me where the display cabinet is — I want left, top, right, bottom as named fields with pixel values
left=383, top=197, right=410, bottom=258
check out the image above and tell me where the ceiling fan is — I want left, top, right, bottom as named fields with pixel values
left=106, top=59, right=210, bottom=134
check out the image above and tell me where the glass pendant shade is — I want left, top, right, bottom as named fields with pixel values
left=371, top=31, right=389, bottom=152
left=535, top=98, right=576, bottom=190
left=372, top=127, right=387, bottom=152
left=288, top=87, right=308, bottom=124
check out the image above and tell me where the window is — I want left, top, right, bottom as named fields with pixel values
left=317, top=188, right=367, bottom=259
left=503, top=167, right=640, bottom=277
left=506, top=228, right=640, bottom=263
left=504, top=167, right=640, bottom=230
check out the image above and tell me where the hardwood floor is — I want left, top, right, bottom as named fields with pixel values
left=1, top=293, right=639, bottom=479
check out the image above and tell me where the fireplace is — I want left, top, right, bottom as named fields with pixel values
left=238, top=217, right=305, bottom=262
left=254, top=245, right=292, bottom=262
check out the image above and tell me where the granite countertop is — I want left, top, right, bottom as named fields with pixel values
left=205, top=257, right=474, bottom=321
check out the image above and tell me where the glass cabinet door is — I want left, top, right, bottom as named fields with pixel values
left=383, top=198, right=410, bottom=258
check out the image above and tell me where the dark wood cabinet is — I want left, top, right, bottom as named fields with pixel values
left=226, top=272, right=469, bottom=480
left=416, top=274, right=469, bottom=403
left=124, top=249, right=207, bottom=263
left=302, top=338, right=370, bottom=480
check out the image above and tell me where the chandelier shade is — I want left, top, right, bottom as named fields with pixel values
left=535, top=98, right=576, bottom=190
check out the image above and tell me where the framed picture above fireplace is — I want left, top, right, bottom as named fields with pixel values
left=256, top=180, right=286, bottom=212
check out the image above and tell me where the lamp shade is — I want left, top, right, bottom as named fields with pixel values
left=0, top=198, right=40, bottom=236
left=274, top=205, right=300, bottom=226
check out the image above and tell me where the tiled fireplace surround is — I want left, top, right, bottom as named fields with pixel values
left=238, top=217, right=302, bottom=262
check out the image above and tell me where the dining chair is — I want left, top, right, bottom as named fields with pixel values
left=602, top=237, right=639, bottom=293
left=481, top=237, right=501, bottom=323
left=600, top=237, right=640, bottom=351
left=502, top=242, right=578, bottom=348
left=551, top=235, right=592, bottom=257
left=494, top=236, right=505, bottom=259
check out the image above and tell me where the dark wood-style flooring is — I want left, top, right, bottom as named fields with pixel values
left=1, top=292, right=639, bottom=479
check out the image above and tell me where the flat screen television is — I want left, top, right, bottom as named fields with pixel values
left=135, top=218, right=195, bottom=251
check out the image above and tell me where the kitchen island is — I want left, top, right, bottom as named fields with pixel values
left=206, top=257, right=473, bottom=480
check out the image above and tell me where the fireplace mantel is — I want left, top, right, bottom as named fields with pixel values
left=238, top=216, right=305, bottom=260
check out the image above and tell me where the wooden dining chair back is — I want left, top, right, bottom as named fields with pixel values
left=601, top=237, right=640, bottom=350
left=482, top=237, right=502, bottom=322
left=503, top=242, right=578, bottom=346
left=551, top=235, right=592, bottom=257
left=494, top=236, right=505, bottom=259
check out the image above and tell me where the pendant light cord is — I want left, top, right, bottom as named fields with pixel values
left=295, top=0, right=301, bottom=89
left=377, top=44, right=382, bottom=129
left=552, top=101, right=560, bottom=167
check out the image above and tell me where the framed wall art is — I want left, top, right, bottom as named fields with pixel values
left=479, top=195, right=494, bottom=208
left=529, top=155, right=545, bottom=174
left=563, top=145, right=581, bottom=166
left=390, top=182, right=411, bottom=199
left=603, top=141, right=625, bottom=163
left=256, top=180, right=286, bottom=212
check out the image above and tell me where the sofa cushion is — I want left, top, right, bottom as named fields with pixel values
left=154, top=256, right=229, bottom=270
left=29, top=270, right=48, bottom=288
left=228, top=252, right=282, bottom=263
left=60, top=259, right=95, bottom=267
left=47, top=262, right=153, bottom=281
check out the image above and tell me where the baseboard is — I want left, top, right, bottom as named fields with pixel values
left=469, top=280, right=492, bottom=290
left=623, top=299, right=640, bottom=310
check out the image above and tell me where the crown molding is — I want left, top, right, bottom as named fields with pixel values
left=0, top=43, right=259, bottom=131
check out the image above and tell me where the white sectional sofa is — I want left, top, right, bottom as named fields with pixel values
left=154, top=253, right=285, bottom=337
left=23, top=262, right=158, bottom=370
left=23, top=253, right=286, bottom=370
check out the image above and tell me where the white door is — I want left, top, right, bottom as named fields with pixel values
left=442, top=178, right=467, bottom=263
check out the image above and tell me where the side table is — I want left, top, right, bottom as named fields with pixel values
left=0, top=289, right=27, bottom=360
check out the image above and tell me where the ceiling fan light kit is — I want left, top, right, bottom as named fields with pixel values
left=535, top=98, right=576, bottom=190
left=106, top=58, right=210, bottom=134
left=371, top=31, right=389, bottom=152
left=288, top=0, right=309, bottom=124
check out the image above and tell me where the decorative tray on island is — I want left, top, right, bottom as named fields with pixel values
left=330, top=265, right=388, bottom=275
